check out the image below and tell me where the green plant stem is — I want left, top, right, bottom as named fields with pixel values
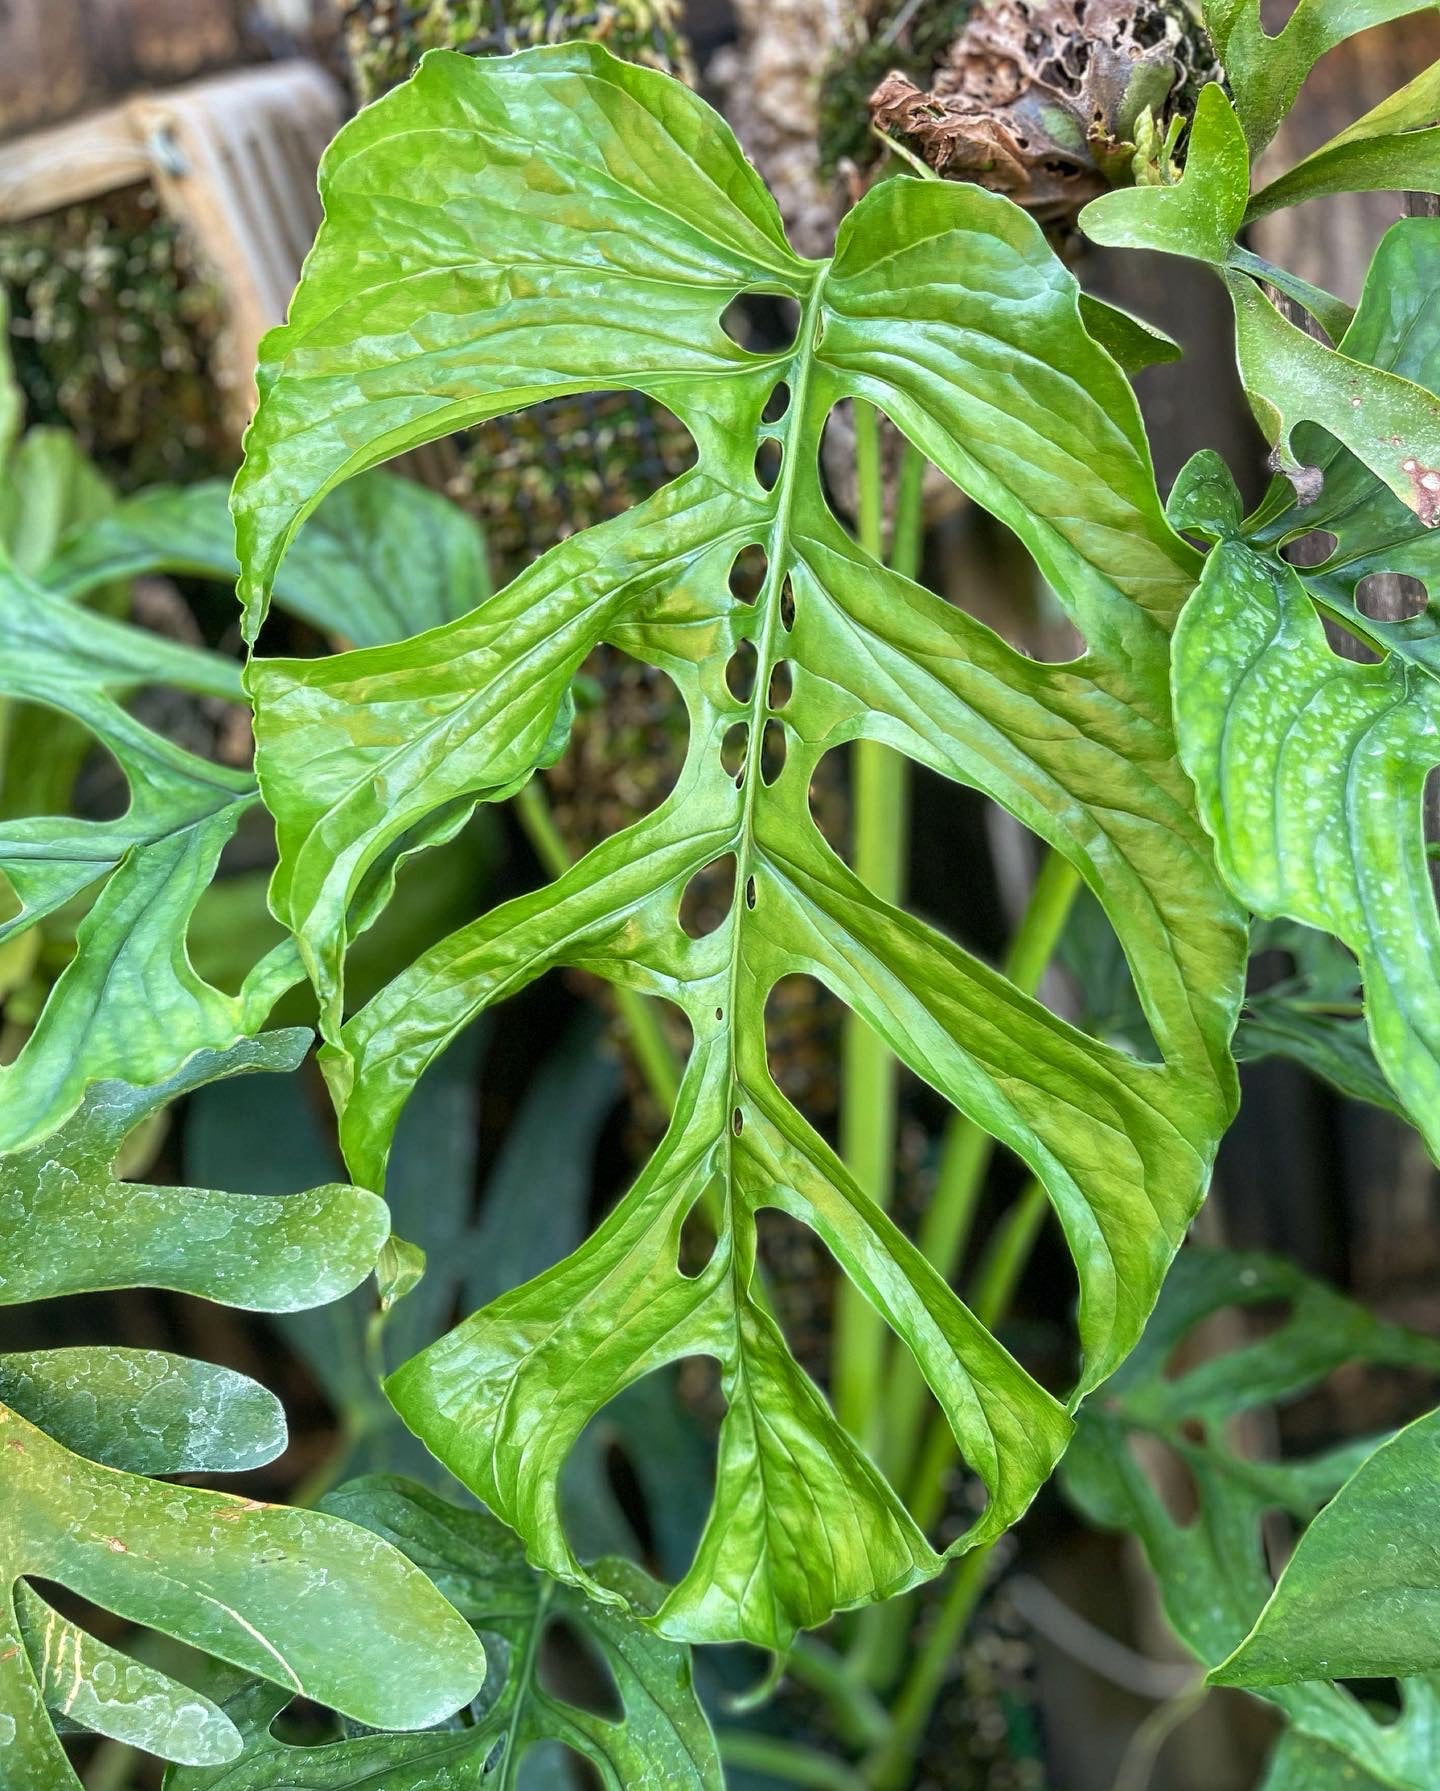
left=861, top=1544, right=995, bottom=1791
left=514, top=777, right=681, bottom=1112
left=878, top=850, right=1081, bottom=1488
left=833, top=405, right=920, bottom=1445
left=720, top=1730, right=871, bottom=1791
left=788, top=1636, right=894, bottom=1751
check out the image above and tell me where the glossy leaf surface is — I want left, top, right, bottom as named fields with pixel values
left=0, top=1348, right=286, bottom=1475
left=1063, top=1248, right=1440, bottom=1788
left=1219, top=1406, right=1440, bottom=1687
left=233, top=43, right=1244, bottom=1647
left=167, top=1475, right=722, bottom=1790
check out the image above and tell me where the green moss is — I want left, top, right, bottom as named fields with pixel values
left=344, top=0, right=691, bottom=104
left=0, top=186, right=231, bottom=491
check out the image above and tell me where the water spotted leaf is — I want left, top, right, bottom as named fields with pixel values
left=1082, top=86, right=1440, bottom=508
left=0, top=1030, right=388, bottom=1312
left=1171, top=219, right=1440, bottom=1157
left=0, top=1348, right=286, bottom=1476
left=233, top=44, right=1244, bottom=1648
left=1063, top=1248, right=1440, bottom=1788
left=0, top=1421, right=487, bottom=1791
left=42, top=469, right=491, bottom=647
left=165, top=1475, right=722, bottom=1790
left=1218, top=1406, right=1440, bottom=1688
left=1200, top=0, right=1439, bottom=153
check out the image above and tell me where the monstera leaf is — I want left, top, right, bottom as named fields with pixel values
left=0, top=1029, right=488, bottom=1785
left=0, top=1418, right=487, bottom=1791
left=41, top=468, right=491, bottom=648
left=231, top=44, right=1244, bottom=1648
left=0, top=552, right=298, bottom=1152
left=1063, top=1248, right=1440, bottom=1789
left=166, top=1476, right=722, bottom=1791
left=1218, top=1406, right=1440, bottom=1690
left=1169, top=217, right=1440, bottom=1160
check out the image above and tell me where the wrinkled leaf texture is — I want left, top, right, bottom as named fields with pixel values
left=1171, top=217, right=1440, bottom=1160
left=233, top=44, right=1245, bottom=1648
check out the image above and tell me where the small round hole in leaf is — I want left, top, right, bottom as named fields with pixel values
left=768, top=660, right=793, bottom=710
left=721, top=722, right=749, bottom=776
left=1281, top=528, right=1338, bottom=568
left=729, top=545, right=767, bottom=605
left=755, top=438, right=782, bottom=492
left=763, top=381, right=791, bottom=423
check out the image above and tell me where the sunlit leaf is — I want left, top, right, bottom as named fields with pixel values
left=232, top=44, right=1244, bottom=1647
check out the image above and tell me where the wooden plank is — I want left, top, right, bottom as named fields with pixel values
left=0, top=105, right=148, bottom=223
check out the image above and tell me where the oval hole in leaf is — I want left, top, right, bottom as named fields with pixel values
left=719, top=297, right=756, bottom=351
left=720, top=722, right=749, bottom=778
left=725, top=638, right=758, bottom=703
left=768, top=660, right=793, bottom=710
left=761, top=719, right=787, bottom=786
left=754, top=1206, right=834, bottom=1395
left=729, top=544, right=768, bottom=605
left=764, top=974, right=841, bottom=1138
left=1281, top=528, right=1338, bottom=568
left=763, top=381, right=792, bottom=423
left=755, top=438, right=782, bottom=492
left=1126, top=1432, right=1201, bottom=1527
left=539, top=1616, right=625, bottom=1721
left=678, top=1186, right=718, bottom=1280
left=680, top=854, right=736, bottom=939
left=1322, top=618, right=1382, bottom=664
left=779, top=575, right=796, bottom=631
left=1355, top=571, right=1428, bottom=621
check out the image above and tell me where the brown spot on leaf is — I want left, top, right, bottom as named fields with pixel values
left=1403, top=458, right=1440, bottom=527
left=105, top=1537, right=128, bottom=1554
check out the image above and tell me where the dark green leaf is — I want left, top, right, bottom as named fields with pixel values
left=43, top=470, right=491, bottom=647
left=0, top=1348, right=286, bottom=1475
left=165, top=1475, right=723, bottom=1791
left=1063, top=1247, right=1440, bottom=1787
left=1218, top=1406, right=1440, bottom=1687
left=0, top=1426, right=487, bottom=1790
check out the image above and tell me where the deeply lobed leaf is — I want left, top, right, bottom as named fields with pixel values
left=232, top=42, right=1246, bottom=1649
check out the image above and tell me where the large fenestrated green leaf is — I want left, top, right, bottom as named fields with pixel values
left=232, top=44, right=1244, bottom=1649
left=166, top=1475, right=722, bottom=1791
left=1170, top=217, right=1440, bottom=1159
left=42, top=468, right=491, bottom=647
left=0, top=1415, right=487, bottom=1791
left=1062, top=1248, right=1440, bottom=1789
